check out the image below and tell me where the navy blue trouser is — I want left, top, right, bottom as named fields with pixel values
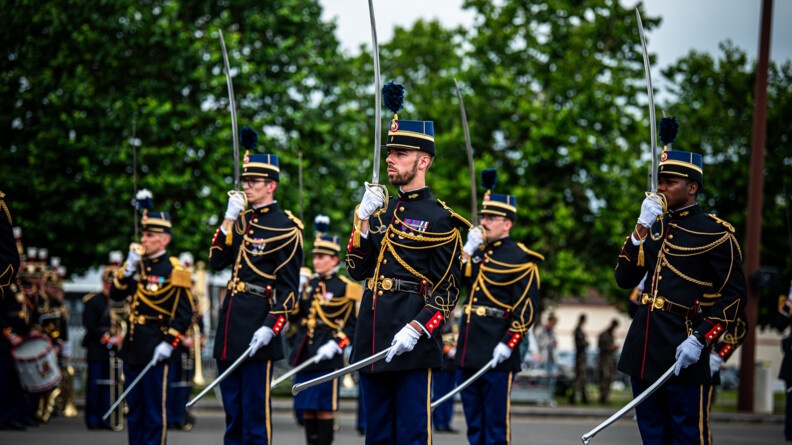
left=359, top=369, right=432, bottom=445
left=631, top=377, right=712, bottom=445
left=457, top=368, right=512, bottom=445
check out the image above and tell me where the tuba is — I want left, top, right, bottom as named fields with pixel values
left=107, top=300, right=128, bottom=431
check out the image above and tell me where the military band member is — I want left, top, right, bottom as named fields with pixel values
left=289, top=216, right=360, bottom=445
left=110, top=199, right=194, bottom=445
left=0, top=269, right=36, bottom=430
left=346, top=87, right=469, bottom=444
left=454, top=170, right=542, bottom=445
left=38, top=264, right=73, bottom=422
left=209, top=126, right=303, bottom=445
left=0, top=191, right=20, bottom=302
left=82, top=252, right=124, bottom=430
left=614, top=129, right=747, bottom=444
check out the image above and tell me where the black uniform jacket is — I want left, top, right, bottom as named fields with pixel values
left=775, top=298, right=792, bottom=380
left=0, top=286, right=34, bottom=353
left=81, top=292, right=112, bottom=362
left=289, top=272, right=361, bottom=371
left=455, top=236, right=542, bottom=372
left=210, top=202, right=303, bottom=362
left=615, top=204, right=747, bottom=384
left=346, top=187, right=469, bottom=373
left=110, top=252, right=193, bottom=366
left=0, top=191, right=19, bottom=301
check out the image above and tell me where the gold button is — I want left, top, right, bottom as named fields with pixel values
left=390, top=234, right=395, bottom=238
left=377, top=291, right=383, bottom=296
left=253, top=219, right=258, bottom=223
left=399, top=207, right=405, bottom=211
left=668, top=234, right=674, bottom=239
left=383, top=259, right=388, bottom=264
left=488, top=251, right=493, bottom=255
left=380, top=275, right=385, bottom=280
left=473, top=298, right=478, bottom=302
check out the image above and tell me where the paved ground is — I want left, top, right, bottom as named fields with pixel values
left=0, top=399, right=786, bottom=444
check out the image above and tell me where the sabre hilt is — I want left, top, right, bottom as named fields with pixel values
left=227, top=190, right=248, bottom=208
left=364, top=182, right=389, bottom=218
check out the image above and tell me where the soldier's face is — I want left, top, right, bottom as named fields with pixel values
left=657, top=176, right=698, bottom=210
left=385, top=149, right=420, bottom=186
left=481, top=215, right=513, bottom=242
left=312, top=253, right=339, bottom=276
left=243, top=177, right=277, bottom=207
left=141, top=231, right=170, bottom=256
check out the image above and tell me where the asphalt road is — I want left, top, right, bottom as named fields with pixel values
left=0, top=409, right=785, bottom=445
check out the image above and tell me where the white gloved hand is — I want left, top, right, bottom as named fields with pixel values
left=316, top=340, right=343, bottom=361
left=299, top=269, right=311, bottom=293
left=355, top=187, right=385, bottom=221
left=491, top=342, right=513, bottom=367
left=225, top=193, right=247, bottom=221
left=637, top=195, right=664, bottom=228
left=709, top=352, right=723, bottom=377
left=463, top=227, right=484, bottom=256
left=385, top=324, right=422, bottom=363
left=674, top=334, right=705, bottom=376
left=249, top=326, right=275, bottom=357
left=151, top=341, right=174, bottom=365
left=123, top=246, right=142, bottom=277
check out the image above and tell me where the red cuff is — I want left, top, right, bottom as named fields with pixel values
left=424, top=311, right=444, bottom=335
left=505, top=332, right=523, bottom=350
left=270, top=314, right=287, bottom=335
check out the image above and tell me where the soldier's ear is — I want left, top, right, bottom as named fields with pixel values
left=687, top=180, right=699, bottom=196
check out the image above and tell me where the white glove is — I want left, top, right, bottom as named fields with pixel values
left=674, top=334, right=704, bottom=376
left=491, top=342, right=513, bottom=367
left=463, top=227, right=484, bottom=256
left=355, top=187, right=385, bottom=221
left=385, top=324, right=421, bottom=363
left=636, top=273, right=648, bottom=293
left=316, top=340, right=342, bottom=361
left=637, top=195, right=664, bottom=228
left=123, top=246, right=142, bottom=277
left=299, top=269, right=311, bottom=293
left=249, top=326, right=275, bottom=357
left=709, top=352, right=723, bottom=376
left=151, top=342, right=174, bottom=365
left=225, top=193, right=247, bottom=221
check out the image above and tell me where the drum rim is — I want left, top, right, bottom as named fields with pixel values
left=11, top=334, right=55, bottom=361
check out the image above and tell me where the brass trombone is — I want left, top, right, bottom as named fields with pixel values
left=107, top=301, right=128, bottom=431
left=192, top=323, right=205, bottom=386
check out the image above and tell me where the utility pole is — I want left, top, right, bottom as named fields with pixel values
left=738, top=0, right=773, bottom=412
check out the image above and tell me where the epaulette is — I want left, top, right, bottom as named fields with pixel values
left=339, top=275, right=363, bottom=301
left=169, top=257, right=193, bottom=289
left=436, top=199, right=472, bottom=229
left=708, top=214, right=735, bottom=233
left=82, top=292, right=97, bottom=303
left=284, top=210, right=304, bottom=230
left=517, top=243, right=545, bottom=261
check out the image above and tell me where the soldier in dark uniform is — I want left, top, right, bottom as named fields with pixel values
left=346, top=86, right=469, bottom=444
left=289, top=216, right=360, bottom=445
left=597, top=319, right=619, bottom=404
left=0, top=267, right=36, bottom=430
left=209, top=126, right=303, bottom=445
left=614, top=134, right=747, bottom=444
left=454, top=170, right=542, bottom=445
left=82, top=252, right=124, bottom=430
left=0, top=191, right=20, bottom=302
left=570, top=313, right=589, bottom=405
left=110, top=198, right=194, bottom=445
left=774, top=282, right=792, bottom=442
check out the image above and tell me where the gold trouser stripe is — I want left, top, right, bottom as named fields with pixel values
left=266, top=360, right=272, bottom=445
left=506, top=371, right=513, bottom=444
left=161, top=364, right=169, bottom=445
left=427, top=369, right=433, bottom=445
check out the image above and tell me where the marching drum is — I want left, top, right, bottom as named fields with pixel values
left=11, top=335, right=62, bottom=393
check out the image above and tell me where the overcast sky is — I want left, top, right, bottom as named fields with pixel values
left=320, top=0, right=792, bottom=70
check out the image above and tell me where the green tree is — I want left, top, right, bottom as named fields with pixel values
left=1, top=0, right=358, bottom=273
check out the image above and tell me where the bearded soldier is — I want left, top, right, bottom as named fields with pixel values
left=110, top=196, right=194, bottom=445
left=210, top=126, right=303, bottom=445
left=346, top=83, right=469, bottom=444
left=455, top=169, right=542, bottom=445
left=614, top=123, right=747, bottom=444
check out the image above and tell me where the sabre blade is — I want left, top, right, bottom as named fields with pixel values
left=271, top=354, right=321, bottom=389
left=292, top=346, right=393, bottom=395
left=219, top=29, right=240, bottom=190
left=186, top=343, right=254, bottom=408
left=635, top=7, right=658, bottom=192
left=454, top=79, right=478, bottom=225
left=368, top=0, right=381, bottom=184
left=431, top=357, right=496, bottom=409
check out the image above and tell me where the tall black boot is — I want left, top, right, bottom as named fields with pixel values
left=305, top=418, right=319, bottom=445
left=316, top=418, right=335, bottom=445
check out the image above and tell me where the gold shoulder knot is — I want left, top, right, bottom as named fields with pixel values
left=708, top=214, right=735, bottom=233
left=284, top=210, right=304, bottom=230
left=517, top=243, right=545, bottom=261
left=436, top=199, right=472, bottom=229
left=339, top=276, right=363, bottom=301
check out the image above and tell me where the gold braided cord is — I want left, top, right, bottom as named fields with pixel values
left=133, top=286, right=179, bottom=316
left=510, top=299, right=534, bottom=333
left=660, top=259, right=714, bottom=287
left=476, top=267, right=537, bottom=310
left=0, top=199, right=11, bottom=225
left=239, top=228, right=302, bottom=279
